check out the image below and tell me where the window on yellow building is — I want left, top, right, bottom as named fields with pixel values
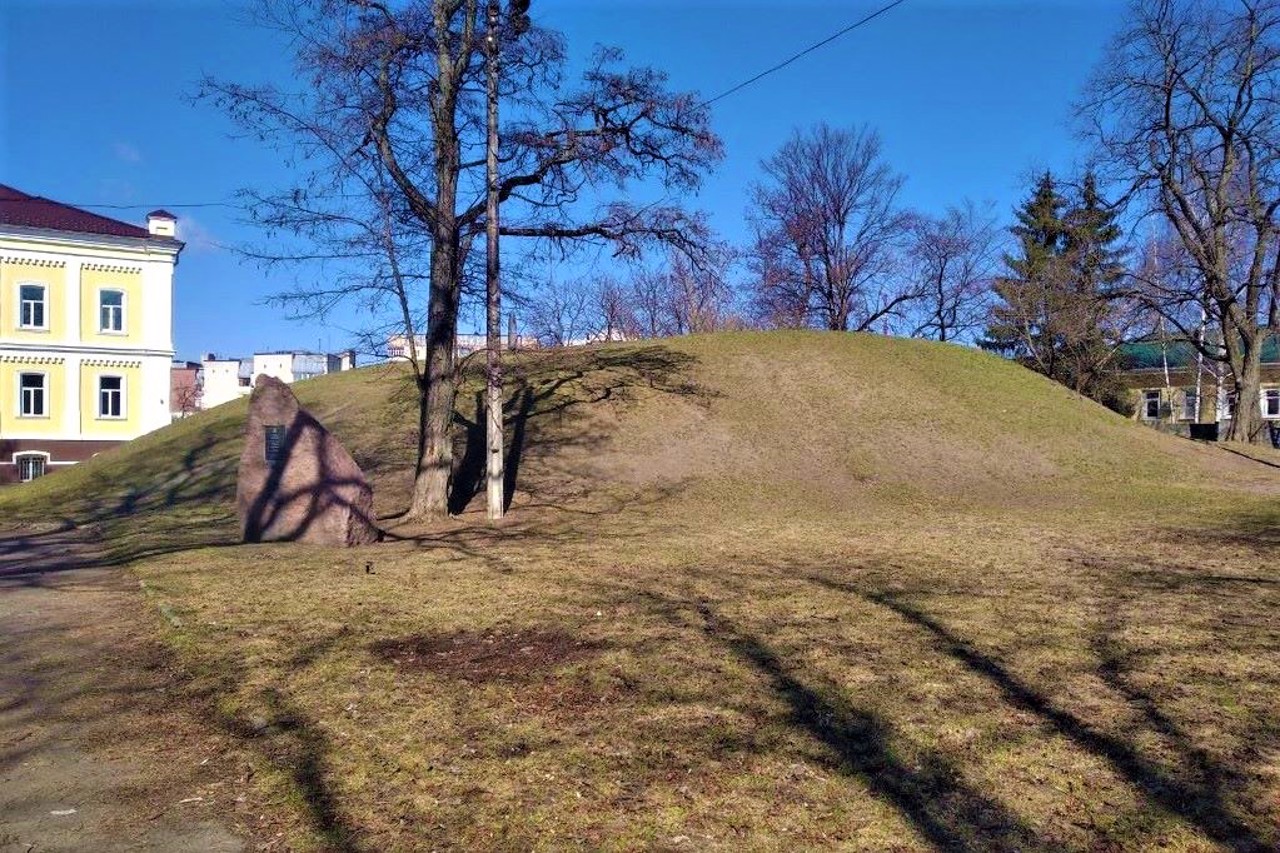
left=1142, top=390, right=1161, bottom=419
left=98, top=375, right=124, bottom=418
left=1182, top=388, right=1198, bottom=421
left=19, top=372, right=46, bottom=416
left=19, top=284, right=46, bottom=329
left=1265, top=389, right=1280, bottom=419
left=100, top=289, right=125, bottom=333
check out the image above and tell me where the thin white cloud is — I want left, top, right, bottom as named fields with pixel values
left=176, top=214, right=222, bottom=252
left=113, top=142, right=143, bottom=163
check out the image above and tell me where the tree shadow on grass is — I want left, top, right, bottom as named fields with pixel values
left=807, top=574, right=1274, bottom=852
left=0, top=427, right=246, bottom=585
left=443, top=344, right=708, bottom=516
left=194, top=630, right=361, bottom=851
left=6, top=344, right=708, bottom=576
left=1168, top=505, right=1280, bottom=550
left=629, top=587, right=1066, bottom=853
left=1210, top=442, right=1280, bottom=470
left=0, top=523, right=241, bottom=589
left=218, top=687, right=356, bottom=851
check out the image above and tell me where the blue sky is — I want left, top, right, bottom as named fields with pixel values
left=1, top=0, right=1123, bottom=361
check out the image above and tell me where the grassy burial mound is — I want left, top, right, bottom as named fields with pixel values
left=3, top=331, right=1273, bottom=541
left=3, top=331, right=1278, bottom=850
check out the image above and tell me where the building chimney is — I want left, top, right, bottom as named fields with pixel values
left=146, top=209, right=178, bottom=238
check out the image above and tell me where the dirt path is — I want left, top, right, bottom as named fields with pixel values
left=0, top=527, right=258, bottom=852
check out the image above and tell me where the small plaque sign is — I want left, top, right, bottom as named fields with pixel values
left=264, top=425, right=287, bottom=465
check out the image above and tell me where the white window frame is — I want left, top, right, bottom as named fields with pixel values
left=1142, top=390, right=1161, bottom=420
left=1181, top=388, right=1199, bottom=421
left=1263, top=388, right=1280, bottom=420
left=18, top=282, right=48, bottom=331
left=14, top=451, right=50, bottom=483
left=97, top=374, right=126, bottom=420
left=18, top=371, right=48, bottom=418
left=98, top=288, right=126, bottom=334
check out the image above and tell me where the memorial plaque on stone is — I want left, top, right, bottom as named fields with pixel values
left=236, top=375, right=380, bottom=546
left=264, top=425, right=286, bottom=465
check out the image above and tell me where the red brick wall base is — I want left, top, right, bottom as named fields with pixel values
left=0, top=439, right=123, bottom=485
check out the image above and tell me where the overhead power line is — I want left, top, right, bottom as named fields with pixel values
left=701, top=0, right=910, bottom=107
left=64, top=201, right=237, bottom=210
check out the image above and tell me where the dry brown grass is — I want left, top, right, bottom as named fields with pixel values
left=3, top=332, right=1278, bottom=851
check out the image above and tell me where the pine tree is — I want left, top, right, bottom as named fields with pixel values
left=982, top=171, right=1129, bottom=409
left=1066, top=171, right=1125, bottom=298
left=982, top=171, right=1070, bottom=379
left=1061, top=170, right=1127, bottom=403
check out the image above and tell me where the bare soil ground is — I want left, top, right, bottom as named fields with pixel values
left=0, top=526, right=279, bottom=853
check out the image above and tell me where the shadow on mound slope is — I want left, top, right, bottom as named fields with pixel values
left=1, top=331, right=1275, bottom=569
left=0, top=344, right=709, bottom=567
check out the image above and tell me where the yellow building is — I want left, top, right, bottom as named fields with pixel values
left=1119, top=337, right=1280, bottom=442
left=0, top=184, right=183, bottom=483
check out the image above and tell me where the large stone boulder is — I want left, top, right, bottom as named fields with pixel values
left=236, top=375, right=380, bottom=546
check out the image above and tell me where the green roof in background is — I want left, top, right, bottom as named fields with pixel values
left=1120, top=334, right=1279, bottom=370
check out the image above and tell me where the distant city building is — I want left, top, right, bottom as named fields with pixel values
left=200, top=349, right=356, bottom=409
left=386, top=333, right=537, bottom=362
left=200, top=355, right=251, bottom=411
left=0, top=184, right=183, bottom=484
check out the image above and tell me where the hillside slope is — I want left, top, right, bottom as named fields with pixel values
left=1, top=331, right=1274, bottom=539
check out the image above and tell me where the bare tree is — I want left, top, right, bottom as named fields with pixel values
left=173, top=382, right=204, bottom=419
left=626, top=265, right=673, bottom=339
left=748, top=123, right=914, bottom=332
left=665, top=244, right=738, bottom=334
left=1080, top=0, right=1280, bottom=442
left=222, top=137, right=443, bottom=478
left=618, top=244, right=738, bottom=339
left=202, top=0, right=722, bottom=517
left=594, top=276, right=632, bottom=342
left=526, top=276, right=595, bottom=346
left=905, top=200, right=1001, bottom=343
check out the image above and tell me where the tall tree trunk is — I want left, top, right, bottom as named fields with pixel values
left=829, top=301, right=850, bottom=331
left=1225, top=338, right=1265, bottom=443
left=404, top=0, right=470, bottom=520
left=408, top=232, right=461, bottom=517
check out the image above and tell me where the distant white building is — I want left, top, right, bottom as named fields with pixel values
left=386, top=333, right=537, bottom=362
left=200, top=349, right=356, bottom=409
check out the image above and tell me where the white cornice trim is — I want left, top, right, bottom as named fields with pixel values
left=83, top=262, right=143, bottom=275
left=0, top=224, right=184, bottom=257
left=0, top=342, right=174, bottom=359
left=0, top=353, right=66, bottom=364
left=82, top=357, right=143, bottom=368
left=1, top=255, right=66, bottom=268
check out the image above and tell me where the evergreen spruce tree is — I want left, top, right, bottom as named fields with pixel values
left=1066, top=171, right=1125, bottom=297
left=982, top=171, right=1070, bottom=380
left=1061, top=170, right=1128, bottom=405
left=982, top=171, right=1129, bottom=409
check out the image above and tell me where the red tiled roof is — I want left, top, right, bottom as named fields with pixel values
left=0, top=184, right=162, bottom=240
